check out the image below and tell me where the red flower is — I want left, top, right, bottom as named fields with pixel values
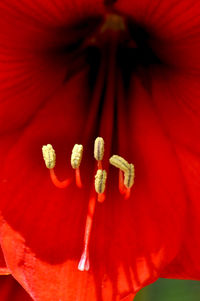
left=0, top=0, right=200, bottom=300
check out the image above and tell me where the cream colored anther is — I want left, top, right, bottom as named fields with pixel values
left=71, top=144, right=83, bottom=169
left=94, top=137, right=104, bottom=161
left=95, top=169, right=107, bottom=194
left=124, top=164, right=135, bottom=188
left=109, top=155, right=130, bottom=173
left=42, top=144, right=56, bottom=169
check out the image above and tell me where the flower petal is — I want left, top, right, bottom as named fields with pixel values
left=146, top=70, right=200, bottom=279
left=115, top=0, right=200, bottom=70
left=0, top=0, right=105, bottom=133
left=0, top=275, right=32, bottom=300
left=150, top=74, right=200, bottom=280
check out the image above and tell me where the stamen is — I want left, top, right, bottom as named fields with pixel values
left=71, top=144, right=83, bottom=188
left=94, top=137, right=104, bottom=169
left=109, top=155, right=135, bottom=199
left=95, top=169, right=107, bottom=202
left=78, top=195, right=96, bottom=271
left=42, top=144, right=71, bottom=189
left=42, top=144, right=56, bottom=169
left=109, top=155, right=130, bottom=173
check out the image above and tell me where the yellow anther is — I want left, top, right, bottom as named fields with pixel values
left=124, top=164, right=135, bottom=189
left=94, top=137, right=104, bottom=161
left=109, top=155, right=130, bottom=173
left=71, top=144, right=83, bottom=169
left=95, top=169, right=107, bottom=194
left=42, top=144, right=56, bottom=169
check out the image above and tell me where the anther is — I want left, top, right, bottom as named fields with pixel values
left=71, top=144, right=83, bottom=188
left=42, top=144, right=71, bottom=189
left=109, top=155, right=135, bottom=199
left=124, top=164, right=135, bottom=189
left=42, top=144, right=56, bottom=169
left=71, top=144, right=83, bottom=169
left=94, top=137, right=104, bottom=169
left=123, top=164, right=135, bottom=199
left=95, top=169, right=107, bottom=203
left=109, top=155, right=130, bottom=173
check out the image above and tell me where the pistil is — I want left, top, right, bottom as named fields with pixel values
left=78, top=195, right=96, bottom=271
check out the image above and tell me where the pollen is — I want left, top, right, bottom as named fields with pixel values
left=124, top=163, right=135, bottom=189
left=109, top=155, right=130, bottom=173
left=42, top=144, right=56, bottom=169
left=94, top=137, right=104, bottom=161
left=95, top=169, right=107, bottom=194
left=71, top=144, right=83, bottom=169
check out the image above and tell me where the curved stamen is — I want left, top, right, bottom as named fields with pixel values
left=109, top=155, right=130, bottom=173
left=42, top=144, right=71, bottom=189
left=110, top=155, right=135, bottom=199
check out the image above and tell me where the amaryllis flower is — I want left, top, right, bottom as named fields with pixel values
left=0, top=0, right=200, bottom=300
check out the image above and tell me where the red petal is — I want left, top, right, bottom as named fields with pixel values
left=0, top=275, right=32, bottom=300
left=0, top=0, right=105, bottom=132
left=144, top=70, right=200, bottom=279
left=115, top=0, right=200, bottom=70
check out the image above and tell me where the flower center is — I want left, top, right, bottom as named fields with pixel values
left=42, top=11, right=161, bottom=272
left=42, top=137, right=135, bottom=271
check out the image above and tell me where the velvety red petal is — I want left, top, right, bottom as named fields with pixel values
left=0, top=275, right=32, bottom=300
left=115, top=0, right=200, bottom=70
left=0, top=0, right=105, bottom=132
left=115, top=0, right=200, bottom=279
left=145, top=70, right=200, bottom=279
